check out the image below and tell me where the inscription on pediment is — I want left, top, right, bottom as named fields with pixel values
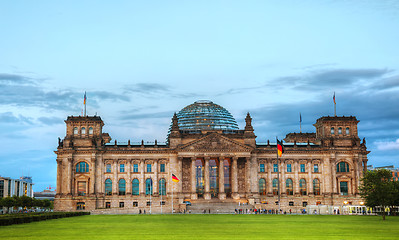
left=181, top=134, right=251, bottom=152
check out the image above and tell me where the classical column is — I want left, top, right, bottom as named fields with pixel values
left=126, top=160, right=132, bottom=195
left=294, top=161, right=299, bottom=195
left=245, top=157, right=251, bottom=196
left=95, top=154, right=103, bottom=195
left=218, top=156, right=226, bottom=200
left=231, top=157, right=239, bottom=199
left=154, top=160, right=158, bottom=196
left=191, top=157, right=197, bottom=199
left=140, top=160, right=145, bottom=195
left=89, top=157, right=96, bottom=195
left=267, top=160, right=272, bottom=195
left=112, top=160, right=118, bottom=195
left=177, top=157, right=183, bottom=195
left=56, top=158, right=62, bottom=195
left=250, top=156, right=258, bottom=194
left=280, top=160, right=286, bottom=195
left=204, top=157, right=211, bottom=200
left=65, top=157, right=72, bottom=195
left=332, top=162, right=337, bottom=194
left=363, top=160, right=367, bottom=173
left=307, top=161, right=312, bottom=195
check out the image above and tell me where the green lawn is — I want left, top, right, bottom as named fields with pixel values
left=0, top=214, right=398, bottom=240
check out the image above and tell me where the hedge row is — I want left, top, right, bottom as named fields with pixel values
left=0, top=212, right=90, bottom=226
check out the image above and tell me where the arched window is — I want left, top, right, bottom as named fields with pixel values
left=331, top=127, right=335, bottom=135
left=272, top=179, right=278, bottom=195
left=337, top=162, right=349, bottom=172
left=76, top=162, right=89, bottom=173
left=73, top=127, right=78, bottom=135
left=259, top=178, right=266, bottom=195
left=299, top=179, right=307, bottom=195
left=118, top=179, right=126, bottom=195
left=346, top=127, right=350, bottom=135
left=159, top=178, right=166, bottom=196
left=105, top=179, right=112, bottom=196
left=145, top=178, right=153, bottom=195
left=338, top=127, right=342, bottom=134
left=89, top=127, right=93, bottom=135
left=286, top=178, right=293, bottom=195
left=81, top=127, right=86, bottom=135
left=132, top=179, right=140, bottom=195
left=313, top=179, right=320, bottom=195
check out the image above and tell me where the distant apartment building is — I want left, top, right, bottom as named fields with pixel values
left=367, top=165, right=399, bottom=181
left=0, top=176, right=34, bottom=198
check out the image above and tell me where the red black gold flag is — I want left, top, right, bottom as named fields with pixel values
left=172, top=174, right=180, bottom=183
left=333, top=92, right=336, bottom=104
left=277, top=138, right=284, bottom=157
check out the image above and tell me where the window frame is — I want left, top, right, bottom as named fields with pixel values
left=287, top=163, right=292, bottom=173
left=300, top=164, right=306, bottom=173
left=259, top=163, right=265, bottom=173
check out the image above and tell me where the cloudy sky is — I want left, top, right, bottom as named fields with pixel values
left=1, top=1, right=398, bottom=191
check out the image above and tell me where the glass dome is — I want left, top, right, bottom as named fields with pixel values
left=175, top=100, right=239, bottom=130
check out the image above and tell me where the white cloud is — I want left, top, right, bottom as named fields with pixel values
left=375, top=139, right=399, bottom=150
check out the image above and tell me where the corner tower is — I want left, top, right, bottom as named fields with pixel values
left=314, top=116, right=360, bottom=147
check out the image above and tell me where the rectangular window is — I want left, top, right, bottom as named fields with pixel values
left=0, top=180, right=4, bottom=198
left=289, top=201, right=294, bottom=206
left=160, top=164, right=165, bottom=173
left=133, top=164, right=138, bottom=173
left=106, top=164, right=111, bottom=173
left=287, top=164, right=292, bottom=173
left=105, top=202, right=111, bottom=208
left=273, top=164, right=278, bottom=172
left=147, top=164, right=152, bottom=173
left=260, top=164, right=265, bottom=172
left=119, top=202, right=124, bottom=208
left=314, top=164, right=319, bottom=173
left=302, top=202, right=308, bottom=207
left=133, top=201, right=138, bottom=207
left=146, top=201, right=151, bottom=206
left=340, top=182, right=348, bottom=195
left=160, top=201, right=166, bottom=206
left=120, top=164, right=125, bottom=173
left=77, top=181, right=87, bottom=196
left=300, top=164, right=305, bottom=173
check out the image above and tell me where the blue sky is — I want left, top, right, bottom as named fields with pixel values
left=0, top=1, right=398, bottom=191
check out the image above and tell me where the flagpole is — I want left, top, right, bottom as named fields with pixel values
left=161, top=186, right=163, bottom=214
left=276, top=137, right=281, bottom=214
left=84, top=91, right=87, bottom=117
left=299, top=113, right=302, bottom=133
left=172, top=181, right=174, bottom=214
left=333, top=92, right=336, bottom=117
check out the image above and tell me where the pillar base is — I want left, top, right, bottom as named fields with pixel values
left=232, top=192, right=240, bottom=200
left=204, top=192, right=211, bottom=200
left=191, top=193, right=198, bottom=200
left=218, top=193, right=226, bottom=200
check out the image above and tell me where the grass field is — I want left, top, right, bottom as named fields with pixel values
left=0, top=214, right=398, bottom=240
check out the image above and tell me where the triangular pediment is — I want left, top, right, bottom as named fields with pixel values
left=178, top=133, right=253, bottom=152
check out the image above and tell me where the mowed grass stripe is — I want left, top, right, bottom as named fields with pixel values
left=0, top=215, right=398, bottom=240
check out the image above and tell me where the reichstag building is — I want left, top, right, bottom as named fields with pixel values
left=54, top=100, right=369, bottom=213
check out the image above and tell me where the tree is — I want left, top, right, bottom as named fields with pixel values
left=359, top=169, right=397, bottom=220
left=2, top=197, right=15, bottom=213
left=20, top=196, right=33, bottom=210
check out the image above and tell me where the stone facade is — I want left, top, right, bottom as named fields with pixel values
left=54, top=108, right=369, bottom=213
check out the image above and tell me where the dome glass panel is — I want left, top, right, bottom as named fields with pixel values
left=176, top=100, right=239, bottom=130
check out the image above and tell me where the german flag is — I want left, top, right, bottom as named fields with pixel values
left=172, top=174, right=180, bottom=183
left=84, top=91, right=87, bottom=105
left=277, top=138, right=284, bottom=157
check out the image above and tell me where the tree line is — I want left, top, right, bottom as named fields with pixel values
left=0, top=196, right=52, bottom=213
left=359, top=169, right=399, bottom=220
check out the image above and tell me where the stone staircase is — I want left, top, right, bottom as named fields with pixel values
left=186, top=199, right=253, bottom=214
